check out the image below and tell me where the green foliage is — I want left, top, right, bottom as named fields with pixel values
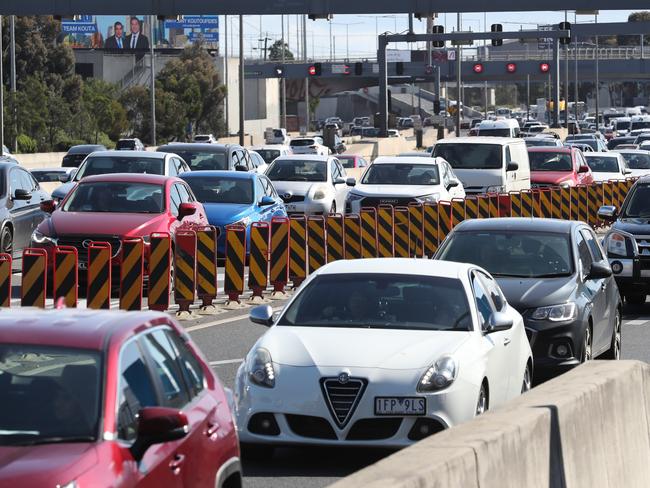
left=617, top=11, right=650, bottom=46
left=269, top=40, right=295, bottom=61
left=16, top=134, right=37, bottom=153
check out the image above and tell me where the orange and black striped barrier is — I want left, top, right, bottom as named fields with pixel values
left=394, top=206, right=410, bottom=258
left=531, top=190, right=543, bottom=218
left=148, top=232, right=171, bottom=311
left=477, top=195, right=490, bottom=219
left=408, top=204, right=424, bottom=257
left=569, top=187, right=580, bottom=221
left=21, top=248, right=47, bottom=308
left=326, top=214, right=344, bottom=262
left=174, top=230, right=197, bottom=312
left=616, top=180, right=627, bottom=209
left=488, top=193, right=499, bottom=218
left=289, top=216, right=307, bottom=286
left=224, top=224, right=246, bottom=301
left=438, top=201, right=452, bottom=244
left=510, top=192, right=522, bottom=218
left=360, top=207, right=378, bottom=258
left=343, top=214, right=362, bottom=259
left=377, top=205, right=394, bottom=258
left=578, top=185, right=589, bottom=224
left=196, top=227, right=218, bottom=307
left=119, top=238, right=144, bottom=311
left=53, top=246, right=78, bottom=308
left=588, top=184, right=601, bottom=227
left=451, top=199, right=465, bottom=228
left=560, top=187, right=571, bottom=220
left=307, top=216, right=326, bottom=274
left=539, top=189, right=553, bottom=218
left=87, top=242, right=112, bottom=310
left=248, top=222, right=270, bottom=298
left=269, top=217, right=290, bottom=292
left=0, top=253, right=11, bottom=307
left=521, top=190, right=533, bottom=218
left=423, top=203, right=439, bottom=257
left=465, top=197, right=479, bottom=220
left=603, top=181, right=614, bottom=207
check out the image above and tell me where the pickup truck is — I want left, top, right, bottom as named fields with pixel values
left=599, top=175, right=650, bottom=304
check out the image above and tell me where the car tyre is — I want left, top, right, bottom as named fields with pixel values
left=625, top=294, right=646, bottom=306
left=601, top=309, right=621, bottom=360
left=521, top=363, right=532, bottom=393
left=0, top=226, right=13, bottom=257
left=241, top=443, right=275, bottom=462
left=581, top=326, right=592, bottom=363
left=475, top=382, right=488, bottom=416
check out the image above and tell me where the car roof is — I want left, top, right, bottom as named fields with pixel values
left=0, top=160, right=19, bottom=170
left=275, top=154, right=330, bottom=161
left=435, top=136, right=522, bottom=144
left=0, top=309, right=174, bottom=350
left=374, top=156, right=441, bottom=165
left=454, top=217, right=579, bottom=234
left=180, top=170, right=256, bottom=180
left=527, top=146, right=571, bottom=153
left=158, top=143, right=232, bottom=153
left=252, top=145, right=290, bottom=150
left=477, top=119, right=519, bottom=128
left=616, top=149, right=650, bottom=154
left=314, top=258, right=475, bottom=280
left=79, top=173, right=174, bottom=184
left=584, top=152, right=618, bottom=158
left=68, top=144, right=106, bottom=154
left=87, top=150, right=167, bottom=159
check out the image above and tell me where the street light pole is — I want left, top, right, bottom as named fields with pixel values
left=455, top=13, right=462, bottom=135
left=595, top=14, right=600, bottom=132
left=10, top=15, right=16, bottom=153
left=0, top=15, right=4, bottom=157
left=149, top=15, right=156, bottom=146
left=238, top=14, right=245, bottom=145
left=224, top=14, right=229, bottom=135
left=281, top=15, right=287, bottom=129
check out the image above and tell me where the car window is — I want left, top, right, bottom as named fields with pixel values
left=359, top=158, right=367, bottom=168
left=167, top=158, right=178, bottom=176
left=20, top=170, right=38, bottom=191
left=581, top=229, right=604, bottom=262
left=255, top=177, right=266, bottom=200
left=329, top=161, right=338, bottom=182
left=173, top=158, right=186, bottom=174
left=576, top=232, right=593, bottom=279
left=472, top=272, right=495, bottom=328
left=164, top=330, right=206, bottom=398
left=170, top=185, right=182, bottom=216
left=477, top=272, right=506, bottom=312
left=141, top=330, right=190, bottom=409
left=262, top=176, right=277, bottom=198
left=175, top=183, right=194, bottom=203
left=9, top=169, right=24, bottom=194
left=117, top=340, right=159, bottom=441
left=231, top=151, right=240, bottom=167
left=336, top=160, right=346, bottom=178
left=505, top=146, right=512, bottom=164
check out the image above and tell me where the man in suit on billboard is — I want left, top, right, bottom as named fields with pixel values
left=104, top=21, right=125, bottom=49
left=126, top=17, right=149, bottom=49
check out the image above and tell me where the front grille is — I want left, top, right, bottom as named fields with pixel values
left=282, top=195, right=305, bottom=204
left=346, top=418, right=402, bottom=440
left=285, top=414, right=337, bottom=439
left=635, top=236, right=650, bottom=257
left=359, top=197, right=416, bottom=207
left=321, top=377, right=367, bottom=428
left=57, top=235, right=122, bottom=263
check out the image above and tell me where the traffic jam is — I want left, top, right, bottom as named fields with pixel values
left=2, top=115, right=649, bottom=487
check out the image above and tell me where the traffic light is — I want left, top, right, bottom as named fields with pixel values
left=355, top=62, right=363, bottom=76
left=396, top=62, right=404, bottom=76
left=539, top=62, right=550, bottom=73
left=506, top=62, right=517, bottom=73
left=433, top=100, right=441, bottom=115
left=309, top=63, right=322, bottom=76
left=432, top=25, right=444, bottom=48
left=275, top=65, right=284, bottom=77
left=491, top=24, right=503, bottom=47
left=559, top=21, right=571, bottom=45
left=473, top=63, right=484, bottom=74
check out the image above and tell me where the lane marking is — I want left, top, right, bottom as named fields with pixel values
left=184, top=306, right=285, bottom=333
left=210, top=358, right=244, bottom=366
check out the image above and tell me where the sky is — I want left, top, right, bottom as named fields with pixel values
left=220, top=10, right=638, bottom=60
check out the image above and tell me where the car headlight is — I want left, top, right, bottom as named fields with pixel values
left=312, top=184, right=329, bottom=200
left=530, top=302, right=577, bottom=322
left=31, top=229, right=57, bottom=245
left=346, top=192, right=364, bottom=203
left=56, top=481, right=77, bottom=488
left=234, top=216, right=253, bottom=227
left=247, top=348, right=276, bottom=388
left=486, top=185, right=505, bottom=194
left=417, top=356, right=457, bottom=392
left=415, top=193, right=440, bottom=204
left=605, top=231, right=632, bottom=257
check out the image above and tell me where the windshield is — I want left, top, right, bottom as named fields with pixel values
left=184, top=177, right=253, bottom=204
left=585, top=156, right=619, bottom=173
left=338, top=156, right=356, bottom=169
left=361, top=163, right=440, bottom=185
left=255, top=149, right=281, bottom=165
left=529, top=151, right=573, bottom=171
left=525, top=139, right=557, bottom=147
left=571, top=140, right=598, bottom=150
left=167, top=150, right=227, bottom=171
left=477, top=129, right=512, bottom=137
left=631, top=121, right=650, bottom=130
left=290, top=139, right=316, bottom=147
left=0, top=344, right=101, bottom=445
left=439, top=231, right=573, bottom=278
left=278, top=273, right=472, bottom=331
left=266, top=160, right=327, bottom=182
left=433, top=143, right=503, bottom=169
left=623, top=185, right=650, bottom=217
left=75, top=156, right=164, bottom=180
left=615, top=121, right=631, bottom=130
left=620, top=152, right=650, bottom=169
left=63, top=182, right=164, bottom=213
left=32, top=171, right=67, bottom=183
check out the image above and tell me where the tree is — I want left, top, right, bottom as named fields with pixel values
left=617, top=11, right=650, bottom=46
left=269, top=40, right=295, bottom=61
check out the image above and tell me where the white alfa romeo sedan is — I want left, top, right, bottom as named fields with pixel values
left=235, top=259, right=532, bottom=452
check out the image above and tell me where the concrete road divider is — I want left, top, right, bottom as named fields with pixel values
left=330, top=361, right=650, bottom=488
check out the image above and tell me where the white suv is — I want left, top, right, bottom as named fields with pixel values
left=290, top=137, right=330, bottom=156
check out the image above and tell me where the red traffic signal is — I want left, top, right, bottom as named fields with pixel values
left=308, top=65, right=317, bottom=76
left=540, top=62, right=550, bottom=73
left=473, top=63, right=484, bottom=74
left=506, top=63, right=517, bottom=73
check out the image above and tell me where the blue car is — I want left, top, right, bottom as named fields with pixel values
left=180, top=170, right=287, bottom=257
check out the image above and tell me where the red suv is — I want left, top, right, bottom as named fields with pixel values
left=31, top=173, right=208, bottom=283
left=0, top=309, right=241, bottom=487
left=528, top=146, right=594, bottom=188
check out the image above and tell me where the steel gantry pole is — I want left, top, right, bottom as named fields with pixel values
left=564, top=10, right=569, bottom=127
left=10, top=15, right=16, bottom=152
left=281, top=14, right=287, bottom=129
left=378, top=35, right=388, bottom=137
left=238, top=14, right=245, bottom=145
left=574, top=12, right=579, bottom=122
left=553, top=37, right=560, bottom=127
left=149, top=15, right=156, bottom=146
left=455, top=13, right=462, bottom=134
left=303, top=14, right=309, bottom=134
left=0, top=15, right=4, bottom=157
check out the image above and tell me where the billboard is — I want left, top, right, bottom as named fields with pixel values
left=58, top=15, right=219, bottom=51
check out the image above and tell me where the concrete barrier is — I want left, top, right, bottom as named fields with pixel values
left=330, top=360, right=650, bottom=488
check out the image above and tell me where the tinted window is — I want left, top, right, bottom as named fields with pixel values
left=255, top=178, right=265, bottom=200
left=170, top=185, right=181, bottom=216
left=165, top=331, right=205, bottom=398
left=361, top=163, right=440, bottom=185
left=478, top=272, right=506, bottom=312
left=585, top=155, right=620, bottom=173
left=141, top=331, right=189, bottom=409
left=290, top=139, right=316, bottom=147
left=267, top=160, right=327, bottom=182
left=256, top=149, right=281, bottom=165
left=63, top=182, right=164, bottom=214
left=261, top=176, right=277, bottom=197
left=117, top=340, right=158, bottom=441
left=581, top=229, right=604, bottom=262
left=278, top=273, right=472, bottom=331
left=477, top=128, right=512, bottom=137
left=576, top=232, right=593, bottom=279
left=175, top=183, right=193, bottom=203
left=166, top=150, right=228, bottom=171
left=471, top=274, right=494, bottom=328
left=338, top=156, right=356, bottom=169
left=75, top=156, right=164, bottom=180
left=184, top=177, right=254, bottom=204
left=620, top=152, right=650, bottom=169
left=433, top=143, right=503, bottom=169
left=32, top=171, right=67, bottom=183
left=528, top=151, right=573, bottom=171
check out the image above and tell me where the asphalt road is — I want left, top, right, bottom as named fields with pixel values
left=177, top=296, right=650, bottom=488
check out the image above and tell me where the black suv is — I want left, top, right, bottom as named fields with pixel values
left=600, top=176, right=650, bottom=305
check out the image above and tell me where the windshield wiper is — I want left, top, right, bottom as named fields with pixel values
left=532, top=273, right=571, bottom=278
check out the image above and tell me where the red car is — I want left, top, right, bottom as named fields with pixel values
left=31, top=173, right=209, bottom=282
left=528, top=146, right=594, bottom=188
left=0, top=309, right=241, bottom=487
left=336, top=154, right=369, bottom=170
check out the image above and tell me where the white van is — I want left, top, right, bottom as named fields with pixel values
left=432, top=137, right=530, bottom=194
left=630, top=115, right=650, bottom=132
left=476, top=119, right=521, bottom=138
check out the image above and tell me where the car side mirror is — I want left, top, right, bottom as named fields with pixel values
left=333, top=177, right=346, bottom=185
left=40, top=200, right=56, bottom=214
left=58, top=173, right=72, bottom=183
left=624, top=168, right=632, bottom=175
left=506, top=162, right=519, bottom=172
left=578, top=165, right=590, bottom=173
left=178, top=202, right=197, bottom=220
left=259, top=196, right=275, bottom=206
left=447, top=179, right=460, bottom=189
left=597, top=205, right=617, bottom=221
left=346, top=177, right=356, bottom=187
left=235, top=164, right=248, bottom=172
left=485, top=312, right=513, bottom=333
left=13, top=189, right=32, bottom=200
left=250, top=305, right=274, bottom=326
left=587, top=262, right=613, bottom=280
left=130, top=407, right=189, bottom=462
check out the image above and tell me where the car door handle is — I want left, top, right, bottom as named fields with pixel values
left=206, top=422, right=220, bottom=438
left=169, top=454, right=186, bottom=475
left=503, top=337, right=511, bottom=346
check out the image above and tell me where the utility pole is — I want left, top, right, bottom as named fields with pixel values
left=224, top=15, right=229, bottom=135
left=149, top=15, right=156, bottom=146
left=238, top=15, right=245, bottom=145
left=281, top=15, right=287, bottom=129
left=0, top=15, right=4, bottom=157
left=595, top=14, right=600, bottom=132
left=564, top=10, right=569, bottom=127
left=455, top=13, right=462, bottom=135
left=303, top=15, right=310, bottom=134
left=10, top=15, right=16, bottom=153
left=574, top=11, right=579, bottom=122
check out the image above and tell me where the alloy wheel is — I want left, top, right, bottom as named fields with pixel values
left=582, top=327, right=592, bottom=362
left=613, top=312, right=621, bottom=360
left=0, top=228, right=12, bottom=257
left=521, top=365, right=532, bottom=393
left=475, top=385, right=488, bottom=415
